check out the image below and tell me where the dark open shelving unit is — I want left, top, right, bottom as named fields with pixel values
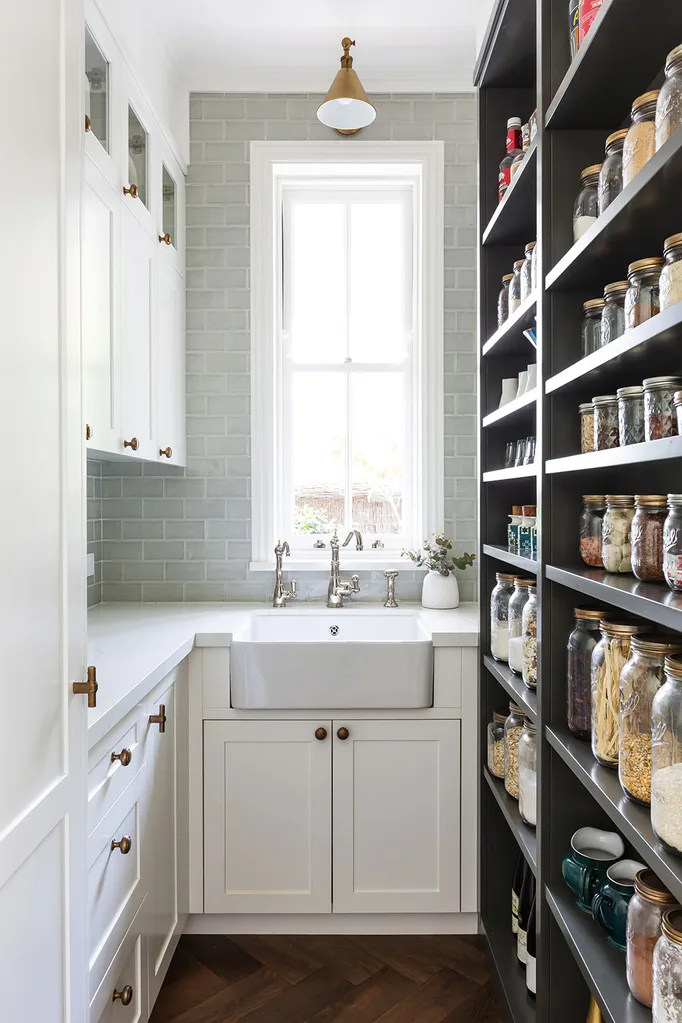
left=475, top=1, right=682, bottom=1020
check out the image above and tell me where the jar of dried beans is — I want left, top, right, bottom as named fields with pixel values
left=504, top=702, right=525, bottom=800
left=598, top=129, right=627, bottom=214
left=602, top=494, right=635, bottom=573
left=518, top=720, right=537, bottom=827
left=508, top=578, right=534, bottom=676
left=631, top=495, right=667, bottom=582
left=660, top=233, right=682, bottom=313
left=581, top=299, right=604, bottom=357
left=653, top=909, right=682, bottom=1020
left=579, top=402, right=595, bottom=453
left=522, top=586, right=538, bottom=690
left=487, top=710, right=507, bottom=779
left=490, top=573, right=516, bottom=661
left=521, top=242, right=535, bottom=301
left=567, top=608, right=607, bottom=740
left=509, top=260, right=524, bottom=315
left=625, top=258, right=665, bottom=330
left=592, top=393, right=619, bottom=450
left=580, top=495, right=606, bottom=567
left=617, top=386, right=645, bottom=446
left=644, top=376, right=682, bottom=442
left=623, top=91, right=660, bottom=188
left=497, top=273, right=513, bottom=327
left=651, top=658, right=682, bottom=856
left=627, top=869, right=678, bottom=1008
left=573, top=164, right=600, bottom=242
left=663, top=495, right=682, bottom=593
left=601, top=280, right=629, bottom=346
left=620, top=636, right=682, bottom=805
left=592, top=619, right=644, bottom=768
left=656, top=44, right=682, bottom=152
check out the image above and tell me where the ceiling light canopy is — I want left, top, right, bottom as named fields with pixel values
left=317, top=38, right=376, bottom=135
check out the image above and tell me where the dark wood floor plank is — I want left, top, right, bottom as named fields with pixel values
left=441, top=982, right=502, bottom=1023
left=149, top=944, right=226, bottom=1022
left=419, top=935, right=491, bottom=986
left=348, top=935, right=444, bottom=985
left=237, top=966, right=351, bottom=1023
left=292, top=935, right=386, bottom=985
left=167, top=966, right=289, bottom=1023
left=372, top=968, right=481, bottom=1023
left=232, top=934, right=325, bottom=984
left=305, top=966, right=417, bottom=1023
left=181, top=934, right=263, bottom=986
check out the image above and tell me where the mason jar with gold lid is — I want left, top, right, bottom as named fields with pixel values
left=573, top=164, right=601, bottom=242
left=625, top=257, right=665, bottom=330
left=631, top=495, right=667, bottom=581
left=623, top=91, right=660, bottom=187
left=651, top=656, right=682, bottom=855
left=653, top=908, right=682, bottom=1019
left=567, top=607, right=609, bottom=739
left=601, top=281, right=629, bottom=346
left=627, top=869, right=678, bottom=1007
left=660, top=233, right=682, bottom=312
left=598, top=128, right=628, bottom=214
left=591, top=618, right=645, bottom=768
left=656, top=44, right=682, bottom=150
left=582, top=298, right=605, bottom=357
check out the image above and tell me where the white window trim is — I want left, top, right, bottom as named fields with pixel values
left=250, top=140, right=444, bottom=571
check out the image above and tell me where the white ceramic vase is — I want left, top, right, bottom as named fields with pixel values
left=421, top=570, right=460, bottom=609
left=499, top=378, right=518, bottom=408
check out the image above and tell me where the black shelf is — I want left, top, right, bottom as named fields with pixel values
left=482, top=294, right=537, bottom=358
left=482, top=918, right=537, bottom=1023
left=546, top=435, right=682, bottom=474
left=483, top=464, right=537, bottom=483
left=546, top=887, right=649, bottom=1023
left=482, top=141, right=538, bottom=247
left=484, top=655, right=538, bottom=724
left=546, top=564, right=682, bottom=633
left=484, top=767, right=537, bottom=873
left=473, top=0, right=536, bottom=89
left=483, top=544, right=538, bottom=574
left=483, top=388, right=537, bottom=428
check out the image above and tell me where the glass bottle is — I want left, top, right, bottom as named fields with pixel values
left=652, top=658, right=682, bottom=855
left=598, top=129, right=627, bottom=215
left=623, top=91, right=660, bottom=188
left=521, top=242, right=536, bottom=301
left=487, top=710, right=507, bottom=779
left=526, top=894, right=537, bottom=998
left=660, top=233, right=682, bottom=313
left=580, top=495, right=606, bottom=567
left=631, top=495, right=667, bottom=582
left=518, top=720, right=537, bottom=826
left=579, top=402, right=595, bottom=453
left=663, top=495, right=682, bottom=593
left=656, top=44, right=682, bottom=151
left=512, top=851, right=526, bottom=934
left=653, top=909, right=682, bottom=1019
left=509, top=260, right=524, bottom=315
left=490, top=573, right=516, bottom=662
left=625, top=258, right=665, bottom=330
left=508, top=579, right=534, bottom=676
left=592, top=393, right=619, bottom=450
left=499, top=118, right=523, bottom=203
left=567, top=608, right=607, bottom=740
left=602, top=494, right=635, bottom=573
left=601, top=280, right=629, bottom=346
left=581, top=299, right=605, bottom=357
left=522, top=587, right=538, bottom=690
left=591, top=619, right=644, bottom=768
left=643, top=376, right=682, bottom=442
left=504, top=701, right=526, bottom=800
left=497, top=274, right=513, bottom=327
left=573, top=164, right=601, bottom=242
left=617, top=386, right=645, bottom=446
left=627, top=869, right=678, bottom=1008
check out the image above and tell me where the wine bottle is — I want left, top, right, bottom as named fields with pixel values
left=526, top=894, right=536, bottom=997
left=517, top=870, right=535, bottom=966
left=511, top=852, right=525, bottom=934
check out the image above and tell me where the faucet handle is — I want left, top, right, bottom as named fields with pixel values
left=383, top=570, right=398, bottom=608
left=289, top=580, right=297, bottom=598
left=350, top=574, right=360, bottom=594
left=274, top=539, right=291, bottom=557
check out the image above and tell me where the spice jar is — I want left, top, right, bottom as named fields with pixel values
left=497, top=273, right=513, bottom=327
left=580, top=495, right=606, bottom=567
left=602, top=494, right=635, bottom=573
left=617, top=386, right=645, bottom=446
left=504, top=702, right=525, bottom=800
left=620, top=636, right=682, bottom=805
left=518, top=720, right=537, bottom=827
left=627, top=869, right=678, bottom=1008
left=598, top=129, right=627, bottom=214
left=644, top=376, right=682, bottom=442
left=573, top=164, right=601, bottom=242
left=660, top=233, right=682, bottom=313
left=663, top=495, right=682, bottom=593
left=490, top=573, right=516, bottom=661
left=625, top=258, right=665, bottom=330
left=601, top=280, right=629, bottom=346
left=581, top=299, right=605, bottom=357
left=656, top=45, right=682, bottom=151
left=522, top=586, right=538, bottom=690
left=631, top=495, right=667, bottom=582
left=592, top=619, right=644, bottom=768
left=487, top=710, right=507, bottom=779
left=623, top=91, right=660, bottom=188
left=579, top=402, right=595, bottom=453
left=567, top=608, right=608, bottom=739
left=653, top=908, right=682, bottom=1020
left=652, top=658, right=682, bottom=856
left=592, top=393, right=619, bottom=450
left=521, top=242, right=535, bottom=301
left=508, top=579, right=534, bottom=676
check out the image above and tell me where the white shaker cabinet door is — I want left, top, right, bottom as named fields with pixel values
left=120, top=204, right=155, bottom=459
left=204, top=720, right=332, bottom=914
left=155, top=259, right=186, bottom=467
left=332, top=719, right=461, bottom=913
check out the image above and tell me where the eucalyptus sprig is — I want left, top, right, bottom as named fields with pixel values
left=402, top=533, right=476, bottom=577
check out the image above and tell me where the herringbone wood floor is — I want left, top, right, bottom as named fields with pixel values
left=149, top=934, right=503, bottom=1023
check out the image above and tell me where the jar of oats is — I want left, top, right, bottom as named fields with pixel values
left=651, top=657, right=682, bottom=856
left=504, top=701, right=526, bottom=800
left=656, top=44, right=682, bottom=151
left=487, top=710, right=507, bottom=779
left=579, top=402, right=596, bottom=453
left=660, top=233, right=682, bottom=313
left=623, top=91, right=660, bottom=188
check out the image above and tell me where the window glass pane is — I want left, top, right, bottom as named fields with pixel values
left=85, top=27, right=108, bottom=151
left=128, top=106, right=148, bottom=208
left=349, top=202, right=405, bottom=362
left=162, top=165, right=176, bottom=244
left=292, top=373, right=346, bottom=535
left=289, top=202, right=346, bottom=363
left=351, top=374, right=405, bottom=535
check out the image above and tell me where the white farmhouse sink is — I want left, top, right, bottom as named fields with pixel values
left=230, top=609, right=433, bottom=709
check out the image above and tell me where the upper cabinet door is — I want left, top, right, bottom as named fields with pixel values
left=120, top=205, right=155, bottom=458
left=157, top=151, right=185, bottom=278
left=156, top=259, right=186, bottom=467
left=84, top=5, right=120, bottom=190
left=121, top=73, right=155, bottom=238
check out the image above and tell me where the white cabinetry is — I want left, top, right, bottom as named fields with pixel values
left=155, top=258, right=186, bottom=465
left=120, top=206, right=155, bottom=458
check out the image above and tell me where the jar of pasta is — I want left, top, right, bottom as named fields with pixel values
left=580, top=495, right=606, bottom=567
left=660, top=233, right=682, bottom=312
left=625, top=258, right=665, bottom=330
left=601, top=280, right=629, bottom=346
left=592, top=394, right=619, bottom=450
left=623, top=91, right=660, bottom=187
left=504, top=702, right=526, bottom=800
left=651, top=658, right=682, bottom=855
left=656, top=45, right=682, bottom=151
left=627, top=870, right=678, bottom=1008
left=617, top=386, right=645, bottom=446
left=581, top=299, right=604, bottom=357
left=598, top=129, right=627, bottom=214
left=602, top=494, right=635, bottom=573
left=631, top=495, right=667, bottom=582
left=522, top=586, right=538, bottom=690
left=663, top=495, right=682, bottom=593
left=643, top=376, right=682, bottom=441
left=591, top=619, right=644, bottom=768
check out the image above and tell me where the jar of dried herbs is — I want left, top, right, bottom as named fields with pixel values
left=631, top=495, right=667, bottom=582
left=618, top=386, right=645, bottom=446
left=627, top=869, right=678, bottom=1008
left=623, top=91, right=659, bottom=187
left=656, top=44, right=682, bottom=151
left=643, top=376, right=682, bottom=442
left=592, top=619, right=645, bottom=768
left=598, top=128, right=627, bottom=214
left=522, top=586, right=538, bottom=690
left=567, top=608, right=606, bottom=740
left=487, top=710, right=507, bottom=779
left=497, top=273, right=514, bottom=327
left=660, top=233, right=682, bottom=312
left=579, top=402, right=595, bottom=453
left=521, top=242, right=535, bottom=301
left=573, top=164, right=600, bottom=242
left=601, top=280, right=629, bottom=346
left=602, top=494, right=635, bottom=573
left=625, top=258, right=665, bottom=330
left=581, top=299, right=605, bottom=357
left=592, top=393, right=619, bottom=450
left=663, top=495, right=682, bottom=593
left=580, top=495, right=606, bottom=567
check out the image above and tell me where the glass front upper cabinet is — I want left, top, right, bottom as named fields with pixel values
left=161, top=165, right=176, bottom=247
left=84, top=27, right=108, bottom=150
left=127, top=105, right=148, bottom=207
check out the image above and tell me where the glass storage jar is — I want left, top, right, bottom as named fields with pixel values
left=631, top=495, right=667, bottom=582
left=521, top=242, right=536, bottom=301
left=617, top=386, right=645, bottom=446
left=579, top=402, right=595, bottom=453
left=509, top=260, right=524, bottom=316
left=660, top=234, right=682, bottom=313
left=522, top=586, right=538, bottom=690
left=652, top=658, right=682, bottom=855
left=623, top=91, right=659, bottom=187
left=504, top=701, right=526, bottom=800
left=653, top=908, right=682, bottom=1020
left=592, top=619, right=644, bottom=768
left=487, top=710, right=507, bottom=779
left=531, top=241, right=538, bottom=291
left=663, top=495, right=682, bottom=593
left=598, top=128, right=627, bottom=214
left=676, top=392, right=682, bottom=437
left=602, top=494, right=635, bottom=573
left=644, top=376, right=682, bottom=441
left=592, top=393, right=619, bottom=450
left=625, top=258, right=665, bottom=330
left=580, top=495, right=606, bottom=567
left=656, top=44, right=682, bottom=151
left=497, top=273, right=513, bottom=327
left=627, top=869, right=678, bottom=1008
left=518, top=720, right=537, bottom=826
left=601, top=280, right=629, bottom=346
left=490, top=573, right=516, bottom=662
left=581, top=298, right=605, bottom=357
left=508, top=579, right=534, bottom=676
left=573, top=164, right=601, bottom=242
left=567, top=608, right=607, bottom=740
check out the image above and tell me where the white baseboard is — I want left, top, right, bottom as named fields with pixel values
left=183, top=912, right=479, bottom=935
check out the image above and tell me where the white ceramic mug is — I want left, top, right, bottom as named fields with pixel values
left=526, top=363, right=537, bottom=392
left=499, top=378, right=518, bottom=408
left=516, top=370, right=529, bottom=398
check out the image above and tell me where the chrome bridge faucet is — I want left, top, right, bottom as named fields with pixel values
left=272, top=541, right=297, bottom=608
left=327, top=530, right=361, bottom=608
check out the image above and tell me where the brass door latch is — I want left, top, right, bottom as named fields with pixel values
left=149, top=703, right=166, bottom=733
left=73, top=665, right=98, bottom=708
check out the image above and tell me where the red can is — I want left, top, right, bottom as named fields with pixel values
left=579, top=0, right=603, bottom=44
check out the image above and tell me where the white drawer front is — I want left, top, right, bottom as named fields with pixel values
left=90, top=900, right=146, bottom=1023
left=88, top=717, right=143, bottom=833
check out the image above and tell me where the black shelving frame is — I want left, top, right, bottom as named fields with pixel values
left=475, top=2, right=682, bottom=1020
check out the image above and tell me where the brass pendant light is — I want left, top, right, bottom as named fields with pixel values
left=317, top=38, right=376, bottom=135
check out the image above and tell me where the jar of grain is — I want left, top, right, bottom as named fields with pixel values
left=602, top=494, right=635, bottom=573
left=653, top=909, right=682, bottom=1019
left=592, top=393, right=619, bottom=450
left=518, top=720, right=537, bottom=827
left=521, top=242, right=535, bottom=301
left=656, top=44, right=682, bottom=151
left=627, top=869, right=678, bottom=1008
left=660, top=233, right=682, bottom=312
left=598, top=128, right=627, bottom=214
left=651, top=658, right=682, bottom=855
left=509, top=260, right=524, bottom=315
left=591, top=618, right=644, bottom=768
left=601, top=280, right=629, bottom=346
left=573, top=164, right=601, bottom=242
left=663, top=496, right=682, bottom=593
left=581, top=299, right=605, bottom=357
left=490, top=573, right=516, bottom=662
left=625, top=257, right=665, bottom=330
left=487, top=710, right=507, bottom=779
left=631, top=495, right=667, bottom=582
left=623, top=91, right=660, bottom=188
left=508, top=578, right=534, bottom=676
left=522, top=586, right=538, bottom=690
left=567, top=608, right=608, bottom=739
left=504, top=701, right=526, bottom=800
left=497, top=273, right=514, bottom=327
left=620, top=635, right=682, bottom=804
left=643, top=376, right=682, bottom=442
left=617, top=386, right=645, bottom=446
left=579, top=402, right=595, bottom=453
left=580, top=495, right=606, bottom=567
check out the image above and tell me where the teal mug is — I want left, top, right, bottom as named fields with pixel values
left=562, top=827, right=625, bottom=912
left=592, top=859, right=646, bottom=950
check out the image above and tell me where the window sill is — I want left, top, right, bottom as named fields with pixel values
left=249, top=557, right=426, bottom=574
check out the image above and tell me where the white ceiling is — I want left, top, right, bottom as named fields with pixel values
left=152, top=0, right=479, bottom=94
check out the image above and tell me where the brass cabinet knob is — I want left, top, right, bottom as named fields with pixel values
left=123, top=183, right=138, bottom=199
left=85, top=114, right=92, bottom=132
left=159, top=446, right=172, bottom=458
left=314, top=727, right=327, bottom=741
left=159, top=232, right=172, bottom=245
left=85, top=423, right=93, bottom=441
left=337, top=727, right=350, bottom=740
left=73, top=665, right=98, bottom=708
left=111, top=835, right=132, bottom=855
left=112, top=985, right=133, bottom=1006
left=149, top=703, right=167, bottom=733
left=111, top=748, right=132, bottom=767
left=123, top=437, right=139, bottom=451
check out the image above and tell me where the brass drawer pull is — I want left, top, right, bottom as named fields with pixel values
left=314, top=727, right=327, bottom=741
left=159, top=232, right=172, bottom=245
left=149, top=703, right=166, bottom=733
left=112, top=985, right=133, bottom=1005
left=159, top=446, right=172, bottom=458
left=111, top=748, right=132, bottom=767
left=73, top=665, right=97, bottom=708
left=85, top=114, right=92, bottom=132
left=111, top=835, right=132, bottom=855
left=123, top=183, right=138, bottom=199
left=337, top=727, right=350, bottom=740
left=123, top=437, right=139, bottom=451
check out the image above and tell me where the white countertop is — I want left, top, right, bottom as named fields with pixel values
left=87, top=601, right=479, bottom=748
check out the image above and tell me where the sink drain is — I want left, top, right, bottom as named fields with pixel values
left=329, top=625, right=340, bottom=636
